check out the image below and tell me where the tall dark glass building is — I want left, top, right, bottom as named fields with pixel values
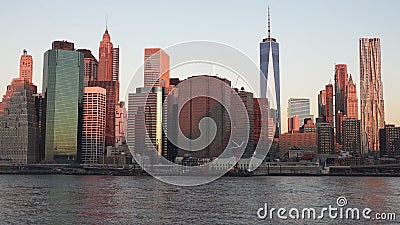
left=43, top=41, right=84, bottom=163
left=260, top=7, right=280, bottom=136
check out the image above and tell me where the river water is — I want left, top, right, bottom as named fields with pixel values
left=0, top=175, right=399, bottom=224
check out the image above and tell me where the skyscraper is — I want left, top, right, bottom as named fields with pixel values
left=260, top=7, right=280, bottom=136
left=325, top=83, right=334, bottom=127
left=88, top=81, right=119, bottom=147
left=19, top=49, right=33, bottom=83
left=360, top=38, right=385, bottom=151
left=88, top=25, right=120, bottom=148
left=81, top=87, right=106, bottom=164
left=237, top=88, right=254, bottom=158
left=177, top=75, right=231, bottom=158
left=0, top=78, right=40, bottom=164
left=128, top=86, right=168, bottom=157
left=144, top=48, right=170, bottom=88
left=43, top=41, right=84, bottom=163
left=98, top=26, right=114, bottom=81
left=346, top=75, right=358, bottom=119
left=287, top=98, right=311, bottom=127
left=334, top=64, right=349, bottom=116
left=77, top=49, right=98, bottom=82
left=318, top=90, right=326, bottom=121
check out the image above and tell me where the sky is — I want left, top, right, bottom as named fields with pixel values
left=1, top=0, right=399, bottom=132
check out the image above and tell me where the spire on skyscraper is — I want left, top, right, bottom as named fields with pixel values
left=267, top=6, right=271, bottom=39
left=349, top=74, right=354, bottom=84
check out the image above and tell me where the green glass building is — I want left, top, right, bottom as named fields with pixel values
left=43, top=41, right=84, bottom=163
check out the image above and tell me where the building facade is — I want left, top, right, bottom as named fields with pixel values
left=379, top=124, right=400, bottom=157
left=237, top=88, right=254, bottom=158
left=42, top=41, right=84, bottom=163
left=0, top=79, right=39, bottom=164
left=317, top=123, right=334, bottom=155
left=342, top=118, right=361, bottom=156
left=360, top=38, right=385, bottom=151
left=81, top=87, right=106, bottom=164
left=278, top=132, right=318, bottom=158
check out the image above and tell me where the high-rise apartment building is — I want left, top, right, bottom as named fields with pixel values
left=43, top=41, right=84, bottom=163
left=81, top=87, right=106, bottom=164
left=19, top=49, right=33, bottom=83
left=342, top=118, right=361, bottom=156
left=260, top=7, right=280, bottom=136
left=379, top=124, right=400, bottom=157
left=360, top=38, right=385, bottom=151
left=317, top=123, right=334, bottom=155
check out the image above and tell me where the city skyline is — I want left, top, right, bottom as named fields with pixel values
left=0, top=1, right=400, bottom=133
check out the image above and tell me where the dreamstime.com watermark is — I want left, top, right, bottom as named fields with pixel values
left=257, top=197, right=397, bottom=221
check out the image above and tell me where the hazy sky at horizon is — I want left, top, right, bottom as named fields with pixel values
left=1, top=0, right=399, bottom=132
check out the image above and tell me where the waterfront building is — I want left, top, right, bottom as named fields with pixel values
left=42, top=41, right=84, bottom=163
left=128, top=86, right=168, bottom=158
left=379, top=124, right=400, bottom=157
left=176, top=75, right=231, bottom=158
left=237, top=88, right=254, bottom=158
left=0, top=78, right=39, bottom=164
left=88, top=81, right=119, bottom=147
left=360, top=38, right=385, bottom=151
left=81, top=87, right=106, bottom=164
left=317, top=123, right=334, bottom=155
left=342, top=118, right=361, bottom=156
left=278, top=132, right=318, bottom=158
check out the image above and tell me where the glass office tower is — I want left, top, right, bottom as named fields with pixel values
left=260, top=8, right=281, bottom=136
left=43, top=41, right=84, bottom=163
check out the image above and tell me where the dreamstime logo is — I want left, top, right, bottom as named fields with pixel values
left=125, top=41, right=275, bottom=186
left=257, top=197, right=397, bottom=221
